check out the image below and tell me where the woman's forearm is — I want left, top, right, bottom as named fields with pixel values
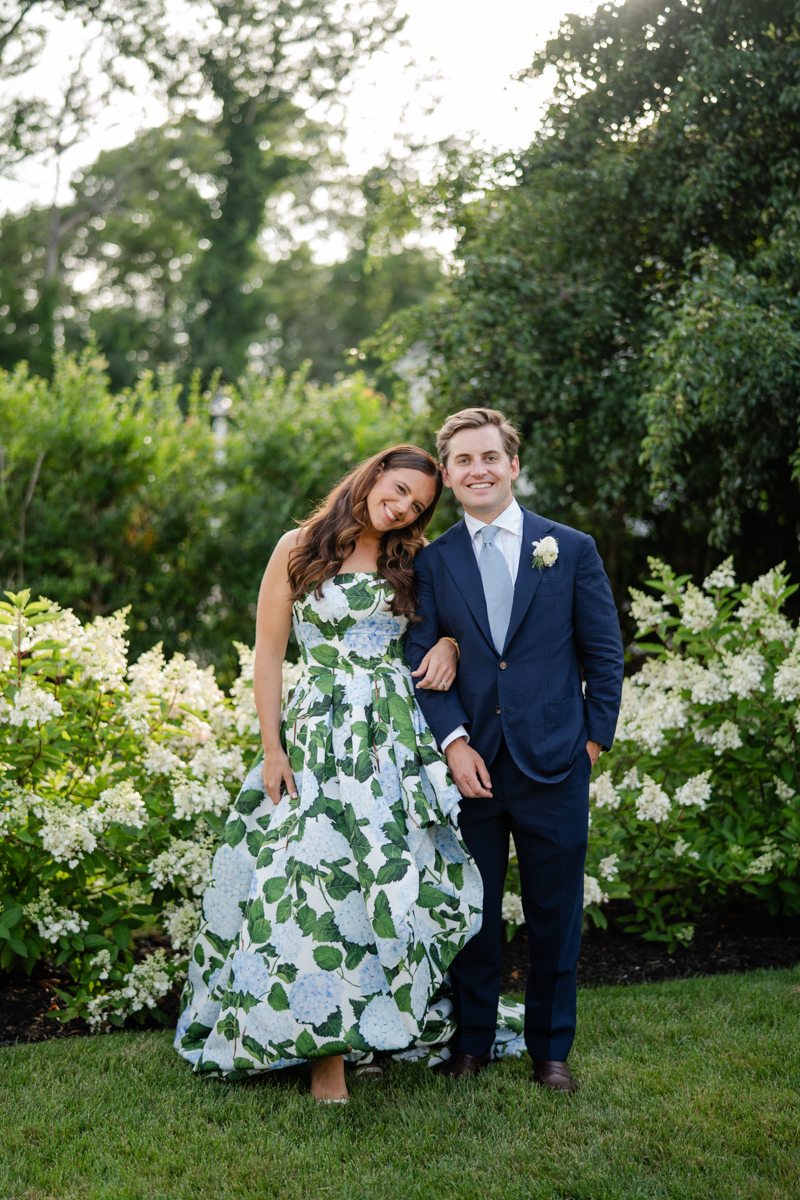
left=253, top=648, right=286, bottom=752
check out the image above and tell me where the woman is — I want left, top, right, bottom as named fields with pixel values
left=175, top=445, right=490, bottom=1102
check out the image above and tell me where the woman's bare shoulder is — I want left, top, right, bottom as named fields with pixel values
left=277, top=527, right=304, bottom=551
left=264, top=527, right=304, bottom=577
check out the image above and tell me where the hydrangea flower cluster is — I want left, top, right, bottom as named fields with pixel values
left=86, top=948, right=177, bottom=1030
left=90, top=949, right=113, bottom=979
left=0, top=780, right=33, bottom=834
left=24, top=891, right=89, bottom=943
left=501, top=892, right=525, bottom=925
left=681, top=583, right=716, bottom=634
left=171, top=738, right=245, bottom=820
left=162, top=899, right=201, bottom=949
left=583, top=875, right=608, bottom=908
left=149, top=838, right=215, bottom=894
left=0, top=588, right=262, bottom=1028
left=1, top=680, right=64, bottom=728
left=574, top=557, right=800, bottom=949
left=634, top=776, right=670, bottom=823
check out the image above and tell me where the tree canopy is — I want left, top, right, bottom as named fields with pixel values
left=0, top=0, right=418, bottom=385
left=377, top=0, right=800, bottom=603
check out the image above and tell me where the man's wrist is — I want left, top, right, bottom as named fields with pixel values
left=441, top=726, right=469, bottom=753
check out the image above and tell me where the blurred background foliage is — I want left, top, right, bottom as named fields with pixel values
left=2, top=0, right=800, bottom=662
left=0, top=348, right=413, bottom=682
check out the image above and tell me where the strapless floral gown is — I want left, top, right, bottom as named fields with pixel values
left=175, top=574, right=524, bottom=1077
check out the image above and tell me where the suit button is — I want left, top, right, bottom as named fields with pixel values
left=495, top=706, right=501, bottom=714
left=499, top=661, right=507, bottom=670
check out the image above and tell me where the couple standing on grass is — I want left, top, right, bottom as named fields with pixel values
left=175, top=406, right=624, bottom=1102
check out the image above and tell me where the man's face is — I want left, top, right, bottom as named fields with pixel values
left=441, top=425, right=519, bottom=520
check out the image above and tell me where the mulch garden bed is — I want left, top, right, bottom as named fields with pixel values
left=502, top=898, right=800, bottom=993
left=2, top=901, right=798, bottom=1047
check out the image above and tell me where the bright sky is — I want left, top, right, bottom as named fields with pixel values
left=3, top=0, right=598, bottom=227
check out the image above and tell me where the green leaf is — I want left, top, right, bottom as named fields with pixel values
left=313, top=912, right=341, bottom=944
left=394, top=982, right=413, bottom=1013
left=354, top=750, right=374, bottom=783
left=262, top=876, right=287, bottom=904
left=84, top=934, right=113, bottom=949
left=248, top=918, right=272, bottom=945
left=295, top=1030, right=318, bottom=1058
left=372, top=891, right=397, bottom=939
left=342, top=1023, right=371, bottom=1053
left=296, top=904, right=318, bottom=936
left=241, top=1035, right=267, bottom=1063
left=310, top=644, right=340, bottom=668
left=446, top=862, right=464, bottom=890
left=313, top=946, right=343, bottom=971
left=324, top=865, right=360, bottom=901
left=416, top=882, right=446, bottom=909
left=376, top=859, right=410, bottom=886
left=235, top=789, right=265, bottom=816
left=313, top=1009, right=343, bottom=1038
left=224, top=817, right=247, bottom=848
left=268, top=981, right=291, bottom=1011
left=0, top=907, right=23, bottom=930
left=112, top=924, right=133, bottom=950
left=344, top=942, right=369, bottom=971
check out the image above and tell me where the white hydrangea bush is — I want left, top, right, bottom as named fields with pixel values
left=579, top=557, right=800, bottom=948
left=0, top=589, right=264, bottom=1030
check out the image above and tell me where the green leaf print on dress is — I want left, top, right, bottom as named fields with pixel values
left=175, top=574, right=524, bottom=1076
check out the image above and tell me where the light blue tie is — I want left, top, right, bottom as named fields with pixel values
left=478, top=525, right=514, bottom=653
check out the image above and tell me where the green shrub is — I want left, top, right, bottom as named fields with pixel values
left=503, top=558, right=800, bottom=950
left=0, top=348, right=413, bottom=679
left=0, top=588, right=263, bottom=1028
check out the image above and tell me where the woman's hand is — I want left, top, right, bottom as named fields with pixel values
left=411, top=637, right=458, bottom=692
left=262, top=747, right=297, bottom=806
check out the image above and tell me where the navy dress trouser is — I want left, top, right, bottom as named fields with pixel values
left=450, top=739, right=591, bottom=1062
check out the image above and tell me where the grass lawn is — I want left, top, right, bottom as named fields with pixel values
left=1, top=968, right=798, bottom=1200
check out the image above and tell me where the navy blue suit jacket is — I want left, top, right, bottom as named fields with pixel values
left=405, top=507, right=624, bottom=783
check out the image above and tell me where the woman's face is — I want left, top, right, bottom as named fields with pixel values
left=366, top=467, right=438, bottom=534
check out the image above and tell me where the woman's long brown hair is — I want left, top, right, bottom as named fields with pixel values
left=287, top=445, right=443, bottom=620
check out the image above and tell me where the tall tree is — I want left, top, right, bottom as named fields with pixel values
left=0, top=116, right=443, bottom=389
left=0, top=0, right=403, bottom=380
left=181, top=0, right=403, bottom=382
left=378, top=0, right=800, bottom=600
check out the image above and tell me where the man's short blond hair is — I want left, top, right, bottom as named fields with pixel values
left=435, top=407, right=520, bottom=467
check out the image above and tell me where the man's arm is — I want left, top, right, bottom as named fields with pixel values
left=573, top=534, right=625, bottom=751
left=405, top=549, right=470, bottom=749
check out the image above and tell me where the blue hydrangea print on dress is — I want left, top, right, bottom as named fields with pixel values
left=175, top=573, right=522, bottom=1078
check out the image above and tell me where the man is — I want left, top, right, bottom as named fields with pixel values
left=406, top=407, right=624, bottom=1092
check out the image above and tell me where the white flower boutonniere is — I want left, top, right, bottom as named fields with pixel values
left=532, top=535, right=559, bottom=571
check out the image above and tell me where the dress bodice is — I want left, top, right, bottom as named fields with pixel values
left=292, top=573, right=408, bottom=674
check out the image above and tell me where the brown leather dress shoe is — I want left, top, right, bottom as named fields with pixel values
left=433, top=1051, right=491, bottom=1079
left=532, top=1060, right=578, bottom=1093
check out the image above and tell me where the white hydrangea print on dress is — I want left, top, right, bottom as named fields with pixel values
left=175, top=574, right=523, bottom=1077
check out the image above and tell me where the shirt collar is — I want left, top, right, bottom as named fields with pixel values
left=463, top=496, right=523, bottom=541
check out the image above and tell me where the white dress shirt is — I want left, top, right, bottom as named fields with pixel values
left=440, top=498, right=524, bottom=752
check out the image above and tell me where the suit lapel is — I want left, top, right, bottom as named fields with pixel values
left=503, top=508, right=555, bottom=651
left=439, top=520, right=496, bottom=651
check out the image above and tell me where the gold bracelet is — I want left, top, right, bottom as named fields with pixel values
left=442, top=636, right=460, bottom=661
